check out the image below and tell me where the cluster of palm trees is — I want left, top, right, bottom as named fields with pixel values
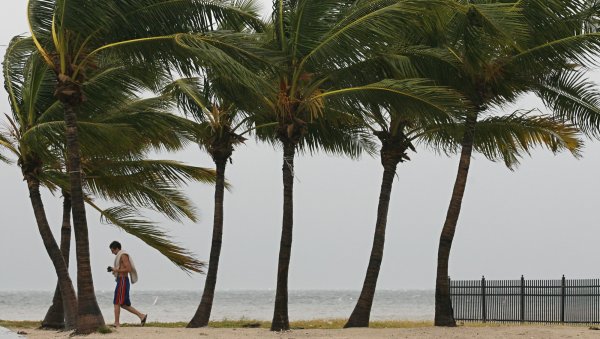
left=2, top=0, right=600, bottom=334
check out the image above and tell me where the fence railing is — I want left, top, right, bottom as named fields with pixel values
left=450, top=276, right=600, bottom=324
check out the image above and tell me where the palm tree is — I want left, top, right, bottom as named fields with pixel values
left=41, top=190, right=73, bottom=329
left=413, top=0, right=600, bottom=326
left=26, top=0, right=262, bottom=332
left=343, top=1, right=597, bottom=326
left=3, top=36, right=79, bottom=328
left=232, top=0, right=476, bottom=331
left=163, top=76, right=263, bottom=327
left=2, top=36, right=215, bottom=329
left=342, top=101, right=582, bottom=328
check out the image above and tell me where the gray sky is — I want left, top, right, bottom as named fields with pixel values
left=1, top=1, right=599, bottom=293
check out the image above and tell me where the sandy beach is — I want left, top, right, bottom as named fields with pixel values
left=8, top=325, right=600, bottom=338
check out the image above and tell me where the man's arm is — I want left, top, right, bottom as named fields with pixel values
left=113, top=254, right=131, bottom=274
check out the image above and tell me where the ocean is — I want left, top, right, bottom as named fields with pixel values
left=0, top=290, right=434, bottom=323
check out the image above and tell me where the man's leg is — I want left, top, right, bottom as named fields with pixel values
left=121, top=305, right=146, bottom=320
left=114, top=304, right=121, bottom=327
left=113, top=276, right=127, bottom=327
left=118, top=277, right=147, bottom=325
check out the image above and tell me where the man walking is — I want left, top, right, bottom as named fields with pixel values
left=108, top=241, right=147, bottom=328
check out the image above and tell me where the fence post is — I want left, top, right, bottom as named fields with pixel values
left=482, top=276, right=487, bottom=323
left=520, top=275, right=525, bottom=323
left=448, top=276, right=453, bottom=317
left=561, top=275, right=566, bottom=323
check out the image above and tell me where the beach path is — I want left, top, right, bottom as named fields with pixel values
left=12, top=325, right=600, bottom=338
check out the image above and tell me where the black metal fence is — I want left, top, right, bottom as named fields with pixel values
left=450, top=276, right=600, bottom=324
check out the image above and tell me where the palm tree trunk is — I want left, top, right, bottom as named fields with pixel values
left=188, top=157, right=227, bottom=328
left=25, top=177, right=78, bottom=329
left=42, top=194, right=72, bottom=329
left=434, top=115, right=477, bottom=327
left=271, top=142, right=295, bottom=331
left=345, top=156, right=398, bottom=328
left=63, top=101, right=105, bottom=333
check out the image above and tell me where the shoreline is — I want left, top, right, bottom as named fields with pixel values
left=0, top=290, right=435, bottom=323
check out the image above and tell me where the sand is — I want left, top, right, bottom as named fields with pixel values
left=10, top=325, right=600, bottom=338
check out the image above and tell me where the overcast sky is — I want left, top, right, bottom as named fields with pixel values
left=1, top=1, right=599, bottom=294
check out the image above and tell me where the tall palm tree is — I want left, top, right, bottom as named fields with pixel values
left=413, top=0, right=600, bottom=326
left=2, top=36, right=215, bottom=329
left=343, top=1, right=595, bottom=326
left=234, top=0, right=475, bottom=331
left=164, top=76, right=266, bottom=327
left=3, top=36, right=79, bottom=328
left=343, top=104, right=582, bottom=327
left=26, top=0, right=262, bottom=331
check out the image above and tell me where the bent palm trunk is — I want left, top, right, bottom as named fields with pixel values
left=434, top=115, right=476, bottom=327
left=345, top=153, right=399, bottom=328
left=59, top=80, right=105, bottom=333
left=42, top=194, right=73, bottom=329
left=26, top=177, right=78, bottom=329
left=188, top=157, right=227, bottom=327
left=271, top=142, right=295, bottom=331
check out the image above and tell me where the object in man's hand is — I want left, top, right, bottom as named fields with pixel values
left=107, top=266, right=113, bottom=272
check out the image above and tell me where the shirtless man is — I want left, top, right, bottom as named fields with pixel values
left=108, top=241, right=147, bottom=327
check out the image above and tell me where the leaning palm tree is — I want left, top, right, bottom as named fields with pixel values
left=342, top=103, right=582, bottom=327
left=344, top=0, right=597, bottom=326
left=238, top=0, right=474, bottom=331
left=2, top=36, right=214, bottom=329
left=26, top=0, right=262, bottom=331
left=164, top=76, right=265, bottom=327
left=3, top=36, right=79, bottom=328
left=411, top=0, right=600, bottom=326
left=40, top=188, right=73, bottom=329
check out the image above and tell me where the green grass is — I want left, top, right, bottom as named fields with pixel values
left=97, top=325, right=112, bottom=334
left=0, top=320, right=41, bottom=329
left=123, top=319, right=434, bottom=329
left=289, top=319, right=433, bottom=329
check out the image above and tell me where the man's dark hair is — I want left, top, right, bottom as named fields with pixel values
left=109, top=241, right=122, bottom=250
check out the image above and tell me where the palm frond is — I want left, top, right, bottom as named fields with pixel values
left=0, top=132, right=15, bottom=164
left=88, top=159, right=218, bottom=187
left=163, top=77, right=213, bottom=121
left=87, top=201, right=205, bottom=274
left=20, top=52, right=55, bottom=127
left=99, top=100, right=199, bottom=152
left=299, top=115, right=377, bottom=158
left=299, top=0, right=447, bottom=70
left=3, top=36, right=36, bottom=121
left=513, top=33, right=600, bottom=70
left=416, top=111, right=582, bottom=168
left=474, top=113, right=582, bottom=168
left=535, top=69, right=600, bottom=139
left=174, top=32, right=277, bottom=89
left=97, top=0, right=264, bottom=42
left=462, top=2, right=529, bottom=49
left=19, top=120, right=139, bottom=158
left=313, top=79, right=468, bottom=126
left=83, top=159, right=218, bottom=222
